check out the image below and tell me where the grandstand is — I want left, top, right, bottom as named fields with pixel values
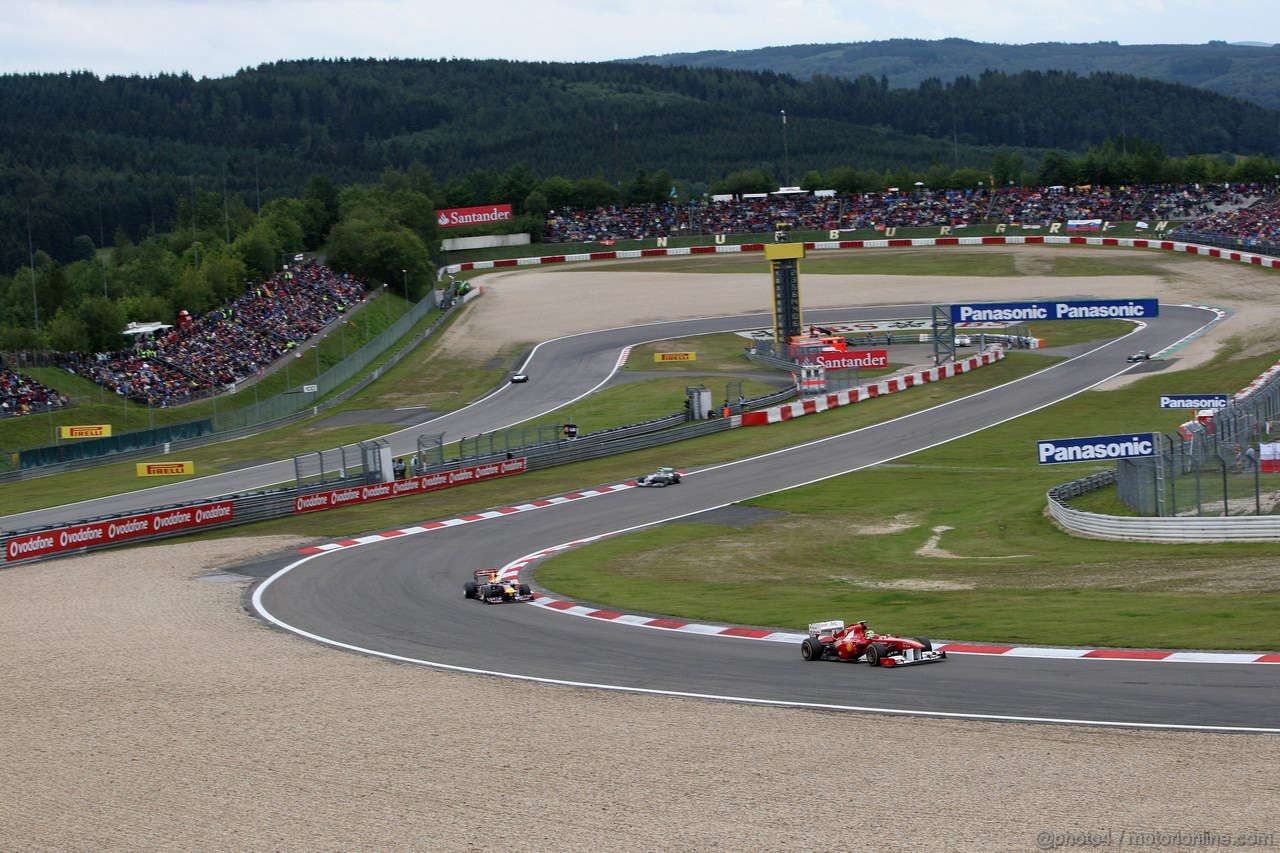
left=544, top=183, right=1272, bottom=244
left=23, top=260, right=368, bottom=411
left=0, top=366, right=69, bottom=418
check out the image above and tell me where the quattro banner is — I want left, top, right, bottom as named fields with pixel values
left=5, top=500, right=235, bottom=562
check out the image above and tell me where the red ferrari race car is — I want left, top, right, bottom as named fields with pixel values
left=799, top=620, right=946, bottom=667
left=464, top=569, right=533, bottom=604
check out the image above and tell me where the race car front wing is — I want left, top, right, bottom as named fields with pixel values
left=874, top=648, right=947, bottom=667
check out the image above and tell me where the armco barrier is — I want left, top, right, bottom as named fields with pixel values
left=1048, top=352, right=1280, bottom=541
left=0, top=388, right=792, bottom=566
left=1047, top=493, right=1280, bottom=542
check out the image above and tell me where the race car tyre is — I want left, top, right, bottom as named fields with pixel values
left=914, top=637, right=933, bottom=652
left=800, top=637, right=824, bottom=661
left=518, top=583, right=532, bottom=597
left=671, top=474, right=681, bottom=484
left=866, top=642, right=889, bottom=667
left=464, top=581, right=478, bottom=599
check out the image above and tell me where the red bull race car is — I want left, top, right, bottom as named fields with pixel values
left=799, top=619, right=946, bottom=667
left=464, top=569, right=533, bottom=604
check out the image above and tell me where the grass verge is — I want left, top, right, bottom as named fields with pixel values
left=535, top=347, right=1280, bottom=651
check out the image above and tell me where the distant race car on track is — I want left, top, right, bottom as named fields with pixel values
left=465, top=569, right=533, bottom=604
left=1127, top=351, right=1151, bottom=362
left=800, top=620, right=946, bottom=667
left=635, top=467, right=681, bottom=487
left=510, top=372, right=530, bottom=383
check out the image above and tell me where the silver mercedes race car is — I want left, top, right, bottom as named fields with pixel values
left=635, top=466, right=681, bottom=487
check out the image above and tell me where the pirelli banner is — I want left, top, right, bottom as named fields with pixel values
left=136, top=461, right=195, bottom=477
left=294, top=458, right=527, bottom=514
left=60, top=424, right=112, bottom=439
left=654, top=352, right=696, bottom=362
left=5, top=500, right=235, bottom=562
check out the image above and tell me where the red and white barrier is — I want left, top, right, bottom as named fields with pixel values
left=1176, top=320, right=1273, bottom=441
left=740, top=349, right=1005, bottom=426
left=440, top=235, right=1280, bottom=278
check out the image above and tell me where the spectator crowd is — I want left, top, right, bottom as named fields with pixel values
left=54, top=260, right=369, bottom=409
left=1176, top=196, right=1280, bottom=249
left=544, top=183, right=1274, bottom=244
left=4, top=182, right=1278, bottom=420
left=0, top=365, right=70, bottom=418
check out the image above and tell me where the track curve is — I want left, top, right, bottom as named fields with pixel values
left=254, top=303, right=1280, bottom=731
left=3, top=304, right=942, bottom=532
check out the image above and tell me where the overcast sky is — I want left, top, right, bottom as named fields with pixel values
left=2, top=0, right=1277, bottom=79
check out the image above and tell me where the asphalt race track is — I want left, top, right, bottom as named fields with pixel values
left=5, top=303, right=956, bottom=532
left=245, top=301, right=1280, bottom=733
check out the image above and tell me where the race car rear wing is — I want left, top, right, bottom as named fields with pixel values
left=808, top=620, right=845, bottom=635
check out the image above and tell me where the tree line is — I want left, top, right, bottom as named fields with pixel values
left=633, top=38, right=1280, bottom=111
left=3, top=57, right=1279, bottom=273
left=5, top=133, right=1278, bottom=360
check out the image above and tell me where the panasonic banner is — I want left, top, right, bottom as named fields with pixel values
left=1158, top=394, right=1230, bottom=409
left=1037, top=433, right=1158, bottom=465
left=950, top=299, right=1159, bottom=324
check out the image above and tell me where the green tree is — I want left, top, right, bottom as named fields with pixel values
left=233, top=225, right=279, bottom=283
left=74, top=295, right=127, bottom=352
left=1036, top=151, right=1075, bottom=187
left=71, top=235, right=97, bottom=262
left=46, top=307, right=89, bottom=353
left=303, top=172, right=341, bottom=244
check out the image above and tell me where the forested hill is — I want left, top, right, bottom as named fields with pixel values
left=2, top=57, right=1278, bottom=271
left=627, top=39, right=1280, bottom=110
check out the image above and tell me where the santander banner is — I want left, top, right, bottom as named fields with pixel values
left=436, top=204, right=514, bottom=229
left=294, top=458, right=527, bottom=514
left=811, top=350, right=889, bottom=372
left=5, top=500, right=235, bottom=562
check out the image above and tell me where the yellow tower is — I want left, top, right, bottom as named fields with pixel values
left=764, top=242, right=806, bottom=346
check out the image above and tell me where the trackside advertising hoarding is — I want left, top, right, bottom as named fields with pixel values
left=949, top=299, right=1159, bottom=324
left=294, top=458, right=527, bottom=514
left=59, top=424, right=111, bottom=439
left=812, top=350, right=889, bottom=371
left=435, top=204, right=513, bottom=229
left=1159, top=394, right=1230, bottom=409
left=5, top=500, right=235, bottom=562
left=1037, top=433, right=1157, bottom=465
